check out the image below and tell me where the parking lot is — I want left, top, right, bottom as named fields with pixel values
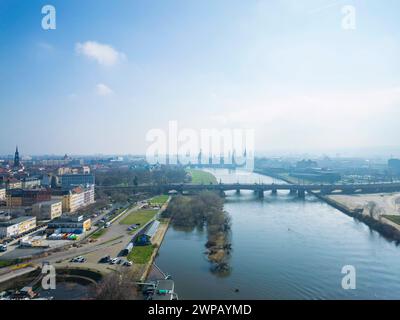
left=50, top=204, right=146, bottom=274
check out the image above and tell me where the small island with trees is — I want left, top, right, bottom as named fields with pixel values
left=161, top=191, right=232, bottom=274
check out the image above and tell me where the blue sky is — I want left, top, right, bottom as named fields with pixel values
left=1, top=0, right=400, bottom=156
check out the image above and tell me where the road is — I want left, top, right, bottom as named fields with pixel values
left=0, top=203, right=144, bottom=284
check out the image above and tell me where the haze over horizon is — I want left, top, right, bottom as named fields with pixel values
left=1, top=0, right=400, bottom=156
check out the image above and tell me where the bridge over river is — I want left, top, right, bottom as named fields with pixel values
left=97, top=182, right=400, bottom=198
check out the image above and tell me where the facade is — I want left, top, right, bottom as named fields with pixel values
left=40, top=159, right=70, bottom=166
left=6, top=189, right=51, bottom=207
left=32, top=200, right=62, bottom=220
left=21, top=177, right=41, bottom=189
left=52, top=185, right=95, bottom=213
left=388, top=159, right=400, bottom=175
left=6, top=178, right=22, bottom=190
left=81, top=166, right=91, bottom=174
left=0, top=188, right=5, bottom=201
left=58, top=166, right=90, bottom=176
left=60, top=174, right=95, bottom=189
left=47, top=215, right=91, bottom=233
left=41, top=174, right=58, bottom=188
left=0, top=216, right=37, bottom=238
left=290, top=169, right=341, bottom=184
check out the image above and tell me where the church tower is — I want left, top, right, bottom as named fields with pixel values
left=14, top=146, right=20, bottom=168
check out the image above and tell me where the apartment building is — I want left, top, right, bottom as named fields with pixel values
left=52, top=185, right=95, bottom=213
left=6, top=189, right=51, bottom=207
left=32, top=200, right=62, bottom=220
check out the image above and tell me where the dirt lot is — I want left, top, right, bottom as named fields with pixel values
left=328, top=192, right=400, bottom=216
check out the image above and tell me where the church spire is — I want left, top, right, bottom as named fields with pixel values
left=14, top=145, right=20, bottom=168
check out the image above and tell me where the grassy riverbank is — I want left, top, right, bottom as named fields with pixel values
left=186, top=169, right=217, bottom=184
left=127, top=245, right=155, bottom=264
left=149, top=195, right=169, bottom=206
left=382, top=215, right=400, bottom=225
left=120, top=209, right=157, bottom=226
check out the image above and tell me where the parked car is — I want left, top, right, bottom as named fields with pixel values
left=71, top=256, right=85, bottom=263
left=99, top=255, right=111, bottom=263
left=110, top=258, right=119, bottom=265
left=123, top=261, right=132, bottom=266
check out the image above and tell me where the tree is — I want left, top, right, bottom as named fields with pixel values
left=92, top=269, right=139, bottom=300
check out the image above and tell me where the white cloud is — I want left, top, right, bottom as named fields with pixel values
left=75, top=41, right=125, bottom=66
left=96, top=83, right=114, bottom=96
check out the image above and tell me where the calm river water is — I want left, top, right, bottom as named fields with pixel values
left=156, top=169, right=400, bottom=299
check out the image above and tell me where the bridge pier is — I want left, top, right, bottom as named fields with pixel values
left=289, top=188, right=297, bottom=195
left=297, top=189, right=305, bottom=199
left=257, top=189, right=264, bottom=199
left=236, top=189, right=240, bottom=195
left=219, top=190, right=226, bottom=198
left=271, top=188, right=277, bottom=195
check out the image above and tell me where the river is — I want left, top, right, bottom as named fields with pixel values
left=155, top=169, right=400, bottom=299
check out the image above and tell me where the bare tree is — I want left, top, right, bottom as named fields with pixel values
left=365, top=201, right=381, bottom=219
left=92, top=269, right=139, bottom=300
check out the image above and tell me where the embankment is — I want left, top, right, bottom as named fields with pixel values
left=313, top=192, right=400, bottom=242
left=140, top=197, right=172, bottom=282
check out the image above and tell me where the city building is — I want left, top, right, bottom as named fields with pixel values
left=6, top=188, right=51, bottom=207
left=296, top=159, right=319, bottom=169
left=5, top=178, right=22, bottom=189
left=47, top=215, right=91, bottom=233
left=388, top=159, right=400, bottom=175
left=21, top=177, right=41, bottom=189
left=52, top=185, right=95, bottom=213
left=41, top=174, right=58, bottom=188
left=0, top=212, right=12, bottom=221
left=59, top=174, right=95, bottom=189
left=32, top=200, right=62, bottom=220
left=20, top=235, right=45, bottom=247
left=80, top=166, right=91, bottom=174
left=57, top=166, right=91, bottom=176
left=0, top=207, right=31, bottom=217
left=290, top=168, right=341, bottom=184
left=0, top=187, right=5, bottom=201
left=0, top=216, right=37, bottom=238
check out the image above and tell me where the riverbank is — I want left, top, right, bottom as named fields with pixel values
left=132, top=197, right=172, bottom=282
left=186, top=169, right=218, bottom=184
left=253, top=169, right=400, bottom=243
left=253, top=169, right=294, bottom=183
left=313, top=192, right=400, bottom=242
left=140, top=219, right=170, bottom=282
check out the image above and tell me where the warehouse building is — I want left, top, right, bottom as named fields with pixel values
left=47, top=215, right=91, bottom=234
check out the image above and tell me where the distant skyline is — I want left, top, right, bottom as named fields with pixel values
left=1, top=0, right=400, bottom=155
